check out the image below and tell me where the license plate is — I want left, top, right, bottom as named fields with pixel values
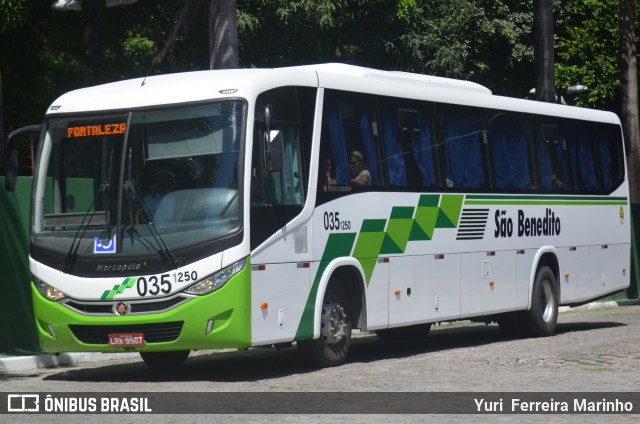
left=108, top=332, right=145, bottom=347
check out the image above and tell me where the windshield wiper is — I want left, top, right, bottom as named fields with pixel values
left=123, top=180, right=179, bottom=268
left=63, top=149, right=114, bottom=273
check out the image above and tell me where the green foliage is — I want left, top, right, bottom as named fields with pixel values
left=0, top=0, right=28, bottom=33
left=555, top=0, right=621, bottom=110
left=121, top=32, right=158, bottom=76
left=0, top=0, right=632, bottom=134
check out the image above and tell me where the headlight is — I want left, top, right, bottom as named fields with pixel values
left=34, top=278, right=66, bottom=301
left=183, top=258, right=247, bottom=295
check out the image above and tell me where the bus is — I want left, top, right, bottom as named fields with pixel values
left=4, top=63, right=630, bottom=368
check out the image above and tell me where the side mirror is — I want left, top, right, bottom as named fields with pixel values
left=4, top=124, right=42, bottom=192
left=263, top=105, right=272, bottom=132
left=264, top=130, right=284, bottom=172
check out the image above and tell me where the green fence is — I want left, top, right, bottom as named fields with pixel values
left=0, top=176, right=39, bottom=354
left=0, top=176, right=638, bottom=354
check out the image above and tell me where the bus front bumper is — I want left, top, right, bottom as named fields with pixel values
left=31, top=266, right=251, bottom=354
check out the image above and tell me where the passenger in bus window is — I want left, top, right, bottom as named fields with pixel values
left=350, top=150, right=371, bottom=185
left=551, top=172, right=568, bottom=190
left=323, top=158, right=336, bottom=185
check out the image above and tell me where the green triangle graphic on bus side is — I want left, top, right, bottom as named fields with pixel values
left=409, top=220, right=431, bottom=241
left=353, top=219, right=387, bottom=284
left=382, top=206, right=414, bottom=253
left=437, top=194, right=464, bottom=227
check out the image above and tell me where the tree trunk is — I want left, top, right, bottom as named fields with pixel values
left=620, top=0, right=640, bottom=300
left=533, top=0, right=555, bottom=103
left=208, top=0, right=239, bottom=69
left=621, top=0, right=640, bottom=201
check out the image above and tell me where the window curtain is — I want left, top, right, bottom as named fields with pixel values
left=443, top=114, right=486, bottom=188
left=598, top=126, right=618, bottom=191
left=537, top=126, right=569, bottom=190
left=358, top=107, right=380, bottom=185
left=267, top=127, right=301, bottom=205
left=326, top=99, right=350, bottom=185
left=489, top=114, right=531, bottom=190
left=380, top=105, right=406, bottom=186
left=567, top=125, right=599, bottom=191
left=412, top=110, right=436, bottom=187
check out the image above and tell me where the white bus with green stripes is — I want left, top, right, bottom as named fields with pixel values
left=5, top=64, right=629, bottom=368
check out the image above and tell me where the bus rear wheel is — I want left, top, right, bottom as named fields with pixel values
left=140, top=350, right=190, bottom=369
left=521, top=265, right=558, bottom=337
left=298, top=281, right=352, bottom=368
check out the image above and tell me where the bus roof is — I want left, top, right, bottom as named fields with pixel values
left=46, top=63, right=619, bottom=125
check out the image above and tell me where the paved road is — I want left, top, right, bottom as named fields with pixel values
left=1, top=305, right=639, bottom=423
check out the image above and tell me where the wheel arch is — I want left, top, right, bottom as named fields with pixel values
left=528, top=246, right=560, bottom=310
left=311, top=258, right=367, bottom=339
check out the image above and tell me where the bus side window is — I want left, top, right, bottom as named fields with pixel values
left=535, top=121, right=570, bottom=191
left=566, top=120, right=599, bottom=192
left=320, top=91, right=382, bottom=190
left=379, top=98, right=439, bottom=190
left=488, top=111, right=534, bottom=191
left=438, top=104, right=489, bottom=189
left=597, top=124, right=625, bottom=192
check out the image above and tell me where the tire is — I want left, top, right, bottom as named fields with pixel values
left=375, top=323, right=431, bottom=342
left=140, top=350, right=190, bottom=369
left=298, top=280, right=352, bottom=368
left=521, top=265, right=558, bottom=337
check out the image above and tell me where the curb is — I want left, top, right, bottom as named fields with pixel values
left=0, top=352, right=138, bottom=374
left=2, top=300, right=638, bottom=374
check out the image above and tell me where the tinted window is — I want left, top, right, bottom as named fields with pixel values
left=597, top=124, right=625, bottom=192
left=566, top=120, right=599, bottom=192
left=319, top=91, right=382, bottom=190
left=535, top=119, right=570, bottom=191
left=487, top=111, right=534, bottom=190
left=438, top=105, right=489, bottom=189
left=379, top=98, right=439, bottom=190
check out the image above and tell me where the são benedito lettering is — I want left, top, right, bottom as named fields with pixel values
left=494, top=208, right=561, bottom=238
left=518, top=208, right=561, bottom=237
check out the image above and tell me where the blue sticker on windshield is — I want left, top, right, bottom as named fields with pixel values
left=94, top=235, right=117, bottom=254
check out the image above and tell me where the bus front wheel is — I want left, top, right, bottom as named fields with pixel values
left=298, top=281, right=352, bottom=368
left=140, top=350, right=190, bottom=369
left=521, top=265, right=558, bottom=337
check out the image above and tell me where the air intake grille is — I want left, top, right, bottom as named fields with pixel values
left=69, top=321, right=183, bottom=344
left=63, top=295, right=189, bottom=316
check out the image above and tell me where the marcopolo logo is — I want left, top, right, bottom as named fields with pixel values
left=494, top=208, right=561, bottom=238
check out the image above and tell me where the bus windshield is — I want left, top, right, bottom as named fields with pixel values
left=32, top=101, right=245, bottom=260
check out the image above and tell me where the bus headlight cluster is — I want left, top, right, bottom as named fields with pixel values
left=34, top=278, right=66, bottom=301
left=183, top=258, right=246, bottom=295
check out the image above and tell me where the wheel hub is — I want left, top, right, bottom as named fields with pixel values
left=321, top=299, right=347, bottom=346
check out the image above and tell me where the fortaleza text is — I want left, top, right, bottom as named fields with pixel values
left=474, top=397, right=634, bottom=413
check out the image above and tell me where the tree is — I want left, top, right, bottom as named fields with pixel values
left=208, top=0, right=238, bottom=68
left=555, top=0, right=620, bottom=109
left=620, top=0, right=640, bottom=198
left=533, top=0, right=556, bottom=102
left=620, top=0, right=640, bottom=299
left=156, top=0, right=238, bottom=69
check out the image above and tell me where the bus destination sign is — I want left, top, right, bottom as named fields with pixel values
left=67, top=123, right=126, bottom=138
